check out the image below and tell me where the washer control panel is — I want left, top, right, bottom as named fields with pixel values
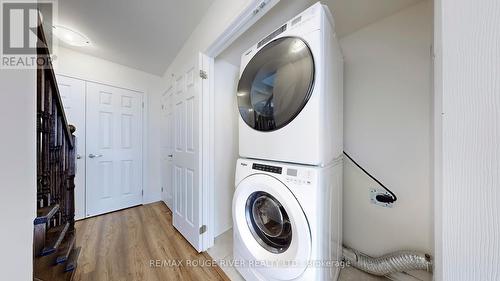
left=245, top=161, right=315, bottom=186
left=285, top=168, right=313, bottom=185
left=252, top=163, right=282, bottom=174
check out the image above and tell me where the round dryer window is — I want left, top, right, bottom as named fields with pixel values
left=245, top=191, right=292, bottom=254
left=237, top=37, right=315, bottom=132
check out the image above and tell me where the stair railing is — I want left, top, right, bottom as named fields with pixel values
left=35, top=21, right=76, bottom=253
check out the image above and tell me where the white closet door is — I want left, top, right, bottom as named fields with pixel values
left=85, top=82, right=143, bottom=217
left=161, top=86, right=174, bottom=208
left=172, top=53, right=207, bottom=252
left=56, top=75, right=86, bottom=220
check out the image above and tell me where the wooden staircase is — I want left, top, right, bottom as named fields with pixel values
left=33, top=19, right=80, bottom=281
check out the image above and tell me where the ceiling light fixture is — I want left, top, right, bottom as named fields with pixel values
left=52, top=25, right=92, bottom=47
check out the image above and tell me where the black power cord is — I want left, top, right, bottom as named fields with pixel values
left=343, top=151, right=397, bottom=203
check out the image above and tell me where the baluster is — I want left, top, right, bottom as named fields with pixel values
left=60, top=133, right=66, bottom=224
left=36, top=67, right=42, bottom=200
left=41, top=69, right=52, bottom=206
left=50, top=98, right=57, bottom=208
left=68, top=131, right=76, bottom=231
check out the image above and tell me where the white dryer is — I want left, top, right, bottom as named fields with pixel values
left=232, top=158, right=343, bottom=281
left=237, top=2, right=343, bottom=166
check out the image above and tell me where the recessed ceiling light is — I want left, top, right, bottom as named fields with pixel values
left=52, top=25, right=92, bottom=47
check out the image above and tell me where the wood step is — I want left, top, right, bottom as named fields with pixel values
left=41, top=222, right=70, bottom=256
left=64, top=247, right=81, bottom=272
left=34, top=224, right=47, bottom=256
left=33, top=204, right=61, bottom=256
left=34, top=250, right=75, bottom=281
left=34, top=204, right=60, bottom=225
left=55, top=233, right=76, bottom=264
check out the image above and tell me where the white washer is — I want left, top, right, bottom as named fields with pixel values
left=237, top=2, right=343, bottom=166
left=232, top=158, right=343, bottom=281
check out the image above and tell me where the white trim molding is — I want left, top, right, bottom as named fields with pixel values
left=198, top=0, right=280, bottom=248
left=436, top=0, right=500, bottom=280
left=205, top=0, right=280, bottom=58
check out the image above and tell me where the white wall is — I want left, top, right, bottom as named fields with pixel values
left=54, top=47, right=164, bottom=205
left=436, top=0, right=500, bottom=280
left=213, top=59, right=240, bottom=236
left=341, top=1, right=433, bottom=256
left=0, top=69, right=37, bottom=280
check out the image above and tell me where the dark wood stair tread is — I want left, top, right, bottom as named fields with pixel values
left=34, top=226, right=77, bottom=281
left=34, top=204, right=60, bottom=225
left=41, top=222, right=70, bottom=256
left=34, top=251, right=75, bottom=281
left=55, top=233, right=76, bottom=264
left=64, top=247, right=81, bottom=272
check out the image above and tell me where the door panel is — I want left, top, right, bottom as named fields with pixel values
left=172, top=54, right=204, bottom=252
left=174, top=165, right=183, bottom=216
left=56, top=75, right=86, bottom=220
left=86, top=82, right=143, bottom=217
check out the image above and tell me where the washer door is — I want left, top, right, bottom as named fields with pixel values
left=246, top=191, right=292, bottom=254
left=237, top=37, right=315, bottom=132
left=233, top=174, right=311, bottom=280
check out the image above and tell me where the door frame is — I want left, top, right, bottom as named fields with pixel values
left=54, top=73, right=146, bottom=219
left=191, top=0, right=281, bottom=250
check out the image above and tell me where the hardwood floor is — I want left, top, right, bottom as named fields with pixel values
left=73, top=202, right=229, bottom=281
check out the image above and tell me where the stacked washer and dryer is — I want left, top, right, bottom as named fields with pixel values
left=232, top=2, right=344, bottom=281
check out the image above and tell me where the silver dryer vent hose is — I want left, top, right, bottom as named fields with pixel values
left=342, top=247, right=433, bottom=276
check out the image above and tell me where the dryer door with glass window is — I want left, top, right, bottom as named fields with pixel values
left=237, top=37, right=315, bottom=132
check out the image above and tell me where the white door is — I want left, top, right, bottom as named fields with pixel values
left=85, top=82, right=143, bottom=217
left=161, top=86, right=174, bottom=208
left=172, top=53, right=209, bottom=252
left=57, top=75, right=86, bottom=220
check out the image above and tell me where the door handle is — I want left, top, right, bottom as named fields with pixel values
left=76, top=154, right=82, bottom=159
left=168, top=154, right=173, bottom=158
left=89, top=154, right=103, bottom=159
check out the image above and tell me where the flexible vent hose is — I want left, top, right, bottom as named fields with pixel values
left=343, top=247, right=433, bottom=276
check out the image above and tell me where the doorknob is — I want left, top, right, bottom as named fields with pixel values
left=76, top=154, right=82, bottom=159
left=168, top=154, right=173, bottom=158
left=89, top=153, right=103, bottom=158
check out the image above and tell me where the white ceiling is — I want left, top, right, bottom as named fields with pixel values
left=56, top=0, right=214, bottom=76
left=56, top=0, right=421, bottom=75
